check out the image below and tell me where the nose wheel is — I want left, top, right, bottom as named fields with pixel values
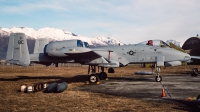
left=152, top=65, right=162, bottom=82
left=155, top=76, right=162, bottom=82
left=191, top=68, right=198, bottom=76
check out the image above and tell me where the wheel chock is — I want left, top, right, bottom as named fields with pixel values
left=96, top=82, right=100, bottom=85
left=85, top=81, right=100, bottom=85
left=186, top=97, right=197, bottom=101
left=85, top=81, right=90, bottom=85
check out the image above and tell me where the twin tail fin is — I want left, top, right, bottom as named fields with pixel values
left=6, top=33, right=30, bottom=66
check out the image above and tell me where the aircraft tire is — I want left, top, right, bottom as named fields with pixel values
left=193, top=68, right=198, bottom=73
left=89, top=74, right=99, bottom=83
left=99, top=72, right=107, bottom=80
left=155, top=76, right=162, bottom=82
left=192, top=68, right=198, bottom=76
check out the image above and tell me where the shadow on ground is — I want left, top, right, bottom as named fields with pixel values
left=164, top=99, right=200, bottom=112
left=0, top=75, right=89, bottom=83
left=108, top=76, right=154, bottom=82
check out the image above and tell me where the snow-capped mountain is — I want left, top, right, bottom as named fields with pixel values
left=91, top=36, right=123, bottom=46
left=0, top=27, right=124, bottom=47
left=0, top=27, right=181, bottom=47
left=166, top=40, right=181, bottom=48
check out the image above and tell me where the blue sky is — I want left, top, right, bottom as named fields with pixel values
left=0, top=0, right=200, bottom=45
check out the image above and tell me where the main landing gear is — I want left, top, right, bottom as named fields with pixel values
left=88, top=65, right=108, bottom=83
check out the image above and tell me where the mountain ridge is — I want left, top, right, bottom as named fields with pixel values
left=0, top=27, right=124, bottom=47
left=0, top=27, right=182, bottom=60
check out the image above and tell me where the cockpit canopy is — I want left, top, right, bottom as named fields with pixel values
left=138, top=40, right=171, bottom=48
left=83, top=42, right=89, bottom=48
left=77, top=40, right=84, bottom=47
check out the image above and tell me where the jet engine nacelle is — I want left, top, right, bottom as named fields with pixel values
left=44, top=40, right=85, bottom=56
left=164, top=61, right=182, bottom=67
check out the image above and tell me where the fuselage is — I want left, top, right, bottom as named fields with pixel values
left=91, top=44, right=191, bottom=64
left=30, top=40, right=191, bottom=67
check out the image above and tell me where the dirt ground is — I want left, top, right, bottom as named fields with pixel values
left=0, top=64, right=199, bottom=112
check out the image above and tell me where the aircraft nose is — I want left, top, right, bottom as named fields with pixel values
left=184, top=53, right=191, bottom=61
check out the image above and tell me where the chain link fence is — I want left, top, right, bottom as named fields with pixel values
left=0, top=60, right=88, bottom=69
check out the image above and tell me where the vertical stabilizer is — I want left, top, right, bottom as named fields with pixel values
left=6, top=33, right=30, bottom=66
left=33, top=38, right=49, bottom=53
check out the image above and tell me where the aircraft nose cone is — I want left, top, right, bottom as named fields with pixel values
left=183, top=53, right=191, bottom=61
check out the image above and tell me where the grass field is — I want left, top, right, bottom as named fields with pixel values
left=0, top=64, right=198, bottom=112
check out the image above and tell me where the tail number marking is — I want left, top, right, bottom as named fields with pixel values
left=18, top=40, right=24, bottom=44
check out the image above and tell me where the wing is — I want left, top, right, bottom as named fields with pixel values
left=62, top=47, right=128, bottom=67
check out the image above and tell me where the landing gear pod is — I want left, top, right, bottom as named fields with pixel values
left=108, top=68, right=115, bottom=73
left=57, top=82, right=68, bottom=92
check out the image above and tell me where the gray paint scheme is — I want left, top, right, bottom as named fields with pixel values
left=33, top=38, right=49, bottom=53
left=6, top=33, right=191, bottom=68
left=6, top=33, right=30, bottom=66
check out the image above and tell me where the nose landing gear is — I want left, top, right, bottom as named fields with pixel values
left=155, top=67, right=162, bottom=82
left=151, top=64, right=162, bottom=82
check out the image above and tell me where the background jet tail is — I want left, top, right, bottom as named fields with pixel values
left=33, top=38, right=49, bottom=53
left=6, top=33, right=30, bottom=66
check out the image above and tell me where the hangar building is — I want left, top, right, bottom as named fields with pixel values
left=182, top=35, right=200, bottom=65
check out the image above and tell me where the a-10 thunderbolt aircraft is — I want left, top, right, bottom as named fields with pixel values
left=6, top=33, right=191, bottom=83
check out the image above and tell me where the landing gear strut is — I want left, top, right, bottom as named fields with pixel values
left=155, top=66, right=162, bottom=82
left=155, top=67, right=162, bottom=82
left=88, top=66, right=108, bottom=83
left=151, top=64, right=162, bottom=82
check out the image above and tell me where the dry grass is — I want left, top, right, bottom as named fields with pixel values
left=0, top=65, right=197, bottom=112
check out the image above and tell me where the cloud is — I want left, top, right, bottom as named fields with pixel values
left=1, top=0, right=200, bottom=45
left=0, top=0, right=68, bottom=13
